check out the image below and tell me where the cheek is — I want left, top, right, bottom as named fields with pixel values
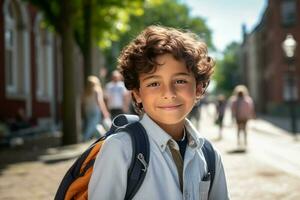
left=138, top=89, right=153, bottom=103
left=179, top=85, right=196, bottom=96
left=179, top=87, right=198, bottom=104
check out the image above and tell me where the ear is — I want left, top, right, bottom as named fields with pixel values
left=196, top=83, right=203, bottom=99
left=132, top=89, right=142, bottom=103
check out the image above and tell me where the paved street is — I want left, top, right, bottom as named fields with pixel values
left=0, top=106, right=300, bottom=199
left=198, top=105, right=300, bottom=200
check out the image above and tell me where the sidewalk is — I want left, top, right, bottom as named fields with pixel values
left=199, top=116, right=300, bottom=200
left=0, top=115, right=300, bottom=199
left=0, top=134, right=91, bottom=200
left=251, top=115, right=300, bottom=138
left=249, top=119, right=292, bottom=139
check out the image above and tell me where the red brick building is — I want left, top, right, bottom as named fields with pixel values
left=241, top=0, right=300, bottom=115
left=0, top=0, right=65, bottom=134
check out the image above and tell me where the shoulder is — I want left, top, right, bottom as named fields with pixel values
left=100, top=131, right=133, bottom=160
left=104, top=131, right=132, bottom=147
left=117, top=82, right=127, bottom=90
left=245, top=96, right=254, bottom=103
left=105, top=82, right=113, bottom=89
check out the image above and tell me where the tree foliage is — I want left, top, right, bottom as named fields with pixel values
left=24, top=0, right=143, bottom=145
left=214, top=42, right=241, bottom=95
left=25, top=0, right=144, bottom=79
left=104, top=0, right=214, bottom=70
left=74, top=0, right=144, bottom=50
left=73, top=0, right=144, bottom=79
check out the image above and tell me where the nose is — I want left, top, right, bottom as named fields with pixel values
left=162, top=84, right=176, bottom=99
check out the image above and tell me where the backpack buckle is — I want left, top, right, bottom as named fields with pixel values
left=137, top=153, right=148, bottom=172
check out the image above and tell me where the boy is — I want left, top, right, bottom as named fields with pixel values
left=89, top=25, right=229, bottom=200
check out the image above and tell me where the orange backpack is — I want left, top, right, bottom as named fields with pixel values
left=55, top=114, right=150, bottom=200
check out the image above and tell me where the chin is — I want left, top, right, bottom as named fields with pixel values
left=153, top=115, right=186, bottom=125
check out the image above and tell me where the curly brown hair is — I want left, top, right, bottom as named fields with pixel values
left=117, top=25, right=215, bottom=113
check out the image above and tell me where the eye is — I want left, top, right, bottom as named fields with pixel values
left=175, top=79, right=188, bottom=84
left=146, top=82, right=160, bottom=87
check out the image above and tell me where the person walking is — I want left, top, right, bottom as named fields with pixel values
left=231, top=85, right=255, bottom=148
left=215, top=94, right=227, bottom=140
left=105, top=70, right=130, bottom=118
left=82, top=76, right=110, bottom=141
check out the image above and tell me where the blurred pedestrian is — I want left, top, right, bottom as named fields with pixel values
left=231, top=85, right=255, bottom=148
left=82, top=76, right=110, bottom=141
left=188, top=101, right=202, bottom=130
left=215, top=94, right=227, bottom=140
left=105, top=70, right=130, bottom=118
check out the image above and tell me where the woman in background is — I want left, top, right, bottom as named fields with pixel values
left=82, top=76, right=110, bottom=141
left=231, top=85, right=255, bottom=148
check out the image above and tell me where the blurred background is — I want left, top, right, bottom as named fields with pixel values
left=0, top=0, right=300, bottom=199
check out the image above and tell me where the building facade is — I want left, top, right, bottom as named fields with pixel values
left=241, top=0, right=300, bottom=115
left=0, top=0, right=62, bottom=132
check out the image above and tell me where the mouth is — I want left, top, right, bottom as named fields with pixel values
left=157, top=104, right=182, bottom=110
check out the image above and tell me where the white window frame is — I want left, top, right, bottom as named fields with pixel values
left=4, top=1, right=18, bottom=94
left=3, top=0, right=30, bottom=99
left=35, top=15, right=54, bottom=101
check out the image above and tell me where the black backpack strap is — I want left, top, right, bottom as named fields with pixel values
left=202, top=138, right=216, bottom=197
left=118, top=122, right=150, bottom=200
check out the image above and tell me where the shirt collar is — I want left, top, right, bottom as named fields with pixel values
left=139, top=114, right=202, bottom=152
left=140, top=114, right=171, bottom=152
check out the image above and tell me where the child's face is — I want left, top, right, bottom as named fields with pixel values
left=133, top=53, right=202, bottom=128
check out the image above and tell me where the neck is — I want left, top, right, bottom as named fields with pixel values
left=158, top=121, right=185, bottom=141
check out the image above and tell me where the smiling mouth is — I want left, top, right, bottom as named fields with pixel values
left=158, top=104, right=182, bottom=110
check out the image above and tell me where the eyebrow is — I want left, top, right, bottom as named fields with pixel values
left=141, top=72, right=191, bottom=82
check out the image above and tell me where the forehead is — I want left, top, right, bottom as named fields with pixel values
left=142, top=54, right=192, bottom=78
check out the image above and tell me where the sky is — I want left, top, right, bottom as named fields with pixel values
left=182, top=0, right=268, bottom=52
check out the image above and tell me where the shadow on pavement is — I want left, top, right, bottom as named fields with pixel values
left=227, top=148, right=247, bottom=154
left=0, top=134, right=61, bottom=172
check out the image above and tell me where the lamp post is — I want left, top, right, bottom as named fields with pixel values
left=282, top=34, right=298, bottom=137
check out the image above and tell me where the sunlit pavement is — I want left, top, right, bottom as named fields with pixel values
left=198, top=105, right=300, bottom=200
left=0, top=105, right=300, bottom=199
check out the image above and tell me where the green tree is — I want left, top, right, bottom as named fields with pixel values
left=25, top=0, right=143, bottom=145
left=214, top=42, right=241, bottom=95
left=24, top=0, right=82, bottom=145
left=104, top=0, right=214, bottom=70
left=74, top=0, right=144, bottom=81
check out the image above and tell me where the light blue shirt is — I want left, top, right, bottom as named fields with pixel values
left=88, top=114, right=229, bottom=200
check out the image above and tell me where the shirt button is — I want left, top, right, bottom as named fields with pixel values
left=189, top=140, right=195, bottom=146
left=184, top=191, right=189, bottom=199
left=160, top=144, right=164, bottom=148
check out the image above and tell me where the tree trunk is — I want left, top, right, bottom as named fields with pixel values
left=61, top=0, right=81, bottom=145
left=83, top=0, right=93, bottom=82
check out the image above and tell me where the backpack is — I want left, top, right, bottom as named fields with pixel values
left=55, top=114, right=215, bottom=200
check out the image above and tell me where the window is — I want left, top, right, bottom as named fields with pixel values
left=35, top=16, right=54, bottom=101
left=3, top=0, right=30, bottom=98
left=281, top=0, right=297, bottom=26
left=4, top=1, right=17, bottom=93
